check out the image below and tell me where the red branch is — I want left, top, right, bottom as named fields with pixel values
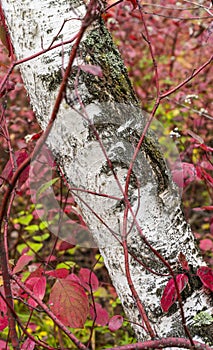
left=123, top=239, right=156, bottom=338
left=106, top=337, right=213, bottom=350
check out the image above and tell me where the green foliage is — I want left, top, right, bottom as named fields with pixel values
left=36, top=177, right=59, bottom=200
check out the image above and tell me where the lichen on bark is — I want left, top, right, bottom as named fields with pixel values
left=80, top=18, right=137, bottom=105
left=64, top=18, right=170, bottom=195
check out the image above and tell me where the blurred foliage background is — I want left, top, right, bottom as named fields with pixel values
left=0, top=0, right=212, bottom=347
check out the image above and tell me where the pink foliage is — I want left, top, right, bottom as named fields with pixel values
left=161, top=274, right=188, bottom=312
left=0, top=288, right=8, bottom=331
left=21, top=338, right=35, bottom=350
left=108, top=315, right=124, bottom=331
left=172, top=162, right=197, bottom=188
left=0, top=149, right=29, bottom=189
left=0, top=340, right=9, bottom=349
left=199, top=239, right=213, bottom=251
left=45, top=268, right=69, bottom=279
left=25, top=276, right=46, bottom=307
left=78, top=268, right=99, bottom=292
left=13, top=254, right=34, bottom=274
left=0, top=78, right=15, bottom=97
left=90, top=302, right=109, bottom=326
left=197, top=266, right=213, bottom=292
left=49, top=278, right=89, bottom=328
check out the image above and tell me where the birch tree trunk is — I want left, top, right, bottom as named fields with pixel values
left=2, top=0, right=213, bottom=346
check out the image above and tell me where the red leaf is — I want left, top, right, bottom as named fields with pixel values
left=0, top=340, right=9, bottom=349
left=15, top=150, right=30, bottom=188
left=210, top=218, right=213, bottom=235
left=197, top=167, right=213, bottom=187
left=108, top=315, right=123, bottom=331
left=193, top=206, right=213, bottom=211
left=0, top=149, right=29, bottom=189
left=127, top=0, right=137, bottom=10
left=161, top=274, right=188, bottom=312
left=27, top=266, right=43, bottom=279
left=21, top=338, right=35, bottom=350
left=33, top=276, right=46, bottom=300
left=201, top=206, right=213, bottom=210
left=13, top=254, right=34, bottom=274
left=161, top=279, right=176, bottom=313
left=172, top=162, right=197, bottom=188
left=26, top=276, right=46, bottom=307
left=78, top=268, right=99, bottom=292
left=182, top=163, right=197, bottom=186
left=66, top=273, right=82, bottom=284
left=45, top=268, right=69, bottom=279
left=200, top=160, right=213, bottom=171
left=197, top=266, right=213, bottom=291
left=31, top=131, right=43, bottom=141
left=199, top=143, right=213, bottom=152
left=176, top=274, right=189, bottom=291
left=0, top=289, right=8, bottom=331
left=90, top=302, right=109, bottom=326
left=79, top=64, right=103, bottom=77
left=49, top=278, right=89, bottom=328
left=172, top=166, right=183, bottom=188
left=102, top=12, right=113, bottom=22
left=56, top=240, right=75, bottom=251
left=44, top=255, right=56, bottom=263
left=0, top=79, right=15, bottom=97
left=186, top=129, right=204, bottom=144
left=199, top=239, right=213, bottom=251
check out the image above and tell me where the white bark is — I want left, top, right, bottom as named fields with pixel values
left=2, top=0, right=213, bottom=346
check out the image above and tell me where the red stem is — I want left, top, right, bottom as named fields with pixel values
left=160, top=55, right=213, bottom=100
left=106, top=337, right=213, bottom=350
left=123, top=239, right=156, bottom=338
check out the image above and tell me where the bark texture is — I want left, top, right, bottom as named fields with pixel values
left=2, top=0, right=213, bottom=346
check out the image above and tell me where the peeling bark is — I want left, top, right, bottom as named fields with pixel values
left=2, top=0, right=213, bottom=346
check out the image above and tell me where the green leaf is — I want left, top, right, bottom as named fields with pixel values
left=36, top=177, right=59, bottom=200
left=39, top=221, right=48, bottom=230
left=33, top=233, right=50, bottom=242
left=28, top=242, right=43, bottom=253
left=17, top=243, right=27, bottom=255
left=17, top=242, right=43, bottom=255
left=56, top=261, right=75, bottom=269
left=24, top=224, right=39, bottom=232
left=18, top=214, right=33, bottom=226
